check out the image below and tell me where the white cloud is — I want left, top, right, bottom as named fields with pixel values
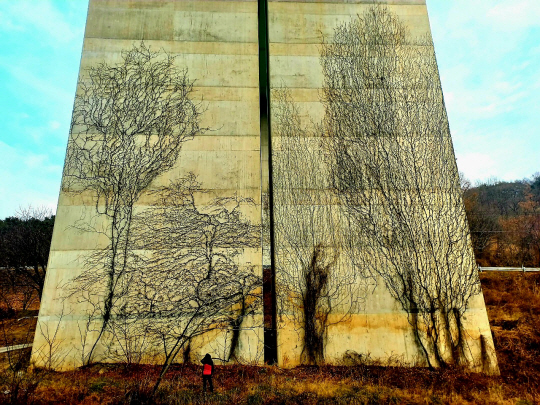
left=0, top=11, right=24, bottom=31
left=438, top=0, right=540, bottom=34
left=2, top=0, right=83, bottom=45
left=455, top=152, right=497, bottom=183
left=0, top=60, right=74, bottom=119
left=24, top=153, right=48, bottom=169
left=49, top=121, right=61, bottom=130
left=492, top=80, right=523, bottom=95
left=513, top=61, right=531, bottom=71
left=0, top=141, right=61, bottom=218
left=486, top=0, right=540, bottom=31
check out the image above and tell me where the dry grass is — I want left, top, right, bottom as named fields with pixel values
left=0, top=273, right=538, bottom=404
left=1, top=315, right=38, bottom=347
left=480, top=272, right=540, bottom=395
left=0, top=362, right=535, bottom=405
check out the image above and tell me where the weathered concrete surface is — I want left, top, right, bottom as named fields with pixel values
left=33, top=0, right=498, bottom=374
left=32, top=0, right=263, bottom=370
left=268, top=0, right=498, bottom=373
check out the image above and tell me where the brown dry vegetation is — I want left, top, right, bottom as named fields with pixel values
left=480, top=272, right=540, bottom=393
left=463, top=175, right=540, bottom=268
left=0, top=287, right=39, bottom=347
left=0, top=272, right=538, bottom=405
left=1, top=315, right=37, bottom=347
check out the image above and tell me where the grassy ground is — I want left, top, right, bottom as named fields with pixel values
left=0, top=272, right=538, bottom=405
left=1, top=312, right=38, bottom=347
left=480, top=272, right=540, bottom=395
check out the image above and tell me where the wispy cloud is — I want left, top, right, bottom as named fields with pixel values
left=455, top=152, right=497, bottom=183
left=0, top=1, right=87, bottom=218
left=429, top=0, right=540, bottom=184
left=0, top=141, right=61, bottom=217
left=1, top=0, right=84, bottom=45
left=0, top=10, right=25, bottom=32
left=0, top=62, right=74, bottom=106
left=486, top=0, right=540, bottom=31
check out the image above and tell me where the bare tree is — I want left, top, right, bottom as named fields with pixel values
left=0, top=206, right=54, bottom=300
left=462, top=188, right=500, bottom=259
left=271, top=88, right=365, bottom=365
left=460, top=175, right=540, bottom=266
left=64, top=42, right=205, bottom=364
left=322, top=5, right=480, bottom=367
left=531, top=172, right=540, bottom=205
left=121, top=174, right=262, bottom=393
left=460, top=173, right=500, bottom=260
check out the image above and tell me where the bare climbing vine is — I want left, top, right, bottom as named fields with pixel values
left=64, top=42, right=205, bottom=364
left=321, top=5, right=480, bottom=367
left=125, top=174, right=262, bottom=393
left=271, top=88, right=365, bottom=365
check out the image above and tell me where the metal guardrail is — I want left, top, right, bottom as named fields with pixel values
left=478, top=266, right=540, bottom=273
left=0, top=343, right=32, bottom=354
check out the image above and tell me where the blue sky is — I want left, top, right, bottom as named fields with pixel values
left=0, top=0, right=538, bottom=218
left=0, top=1, right=87, bottom=218
left=428, top=0, right=540, bottom=187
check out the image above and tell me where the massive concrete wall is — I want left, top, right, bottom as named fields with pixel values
left=32, top=0, right=263, bottom=370
left=267, top=0, right=498, bottom=373
left=33, top=0, right=498, bottom=374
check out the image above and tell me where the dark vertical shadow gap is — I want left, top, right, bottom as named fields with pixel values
left=259, top=0, right=278, bottom=365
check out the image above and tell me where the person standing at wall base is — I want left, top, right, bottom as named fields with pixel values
left=201, top=353, right=214, bottom=393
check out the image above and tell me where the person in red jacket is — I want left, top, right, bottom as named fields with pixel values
left=201, top=353, right=214, bottom=393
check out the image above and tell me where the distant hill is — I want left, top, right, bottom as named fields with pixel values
left=463, top=173, right=540, bottom=267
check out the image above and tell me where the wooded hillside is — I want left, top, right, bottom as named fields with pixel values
left=463, top=172, right=540, bottom=267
